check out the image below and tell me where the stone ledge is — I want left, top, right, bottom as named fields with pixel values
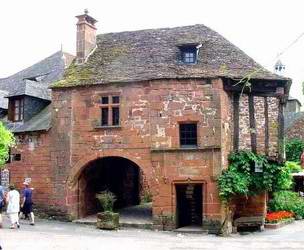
left=151, top=145, right=221, bottom=153
left=93, top=125, right=122, bottom=129
left=265, top=218, right=295, bottom=229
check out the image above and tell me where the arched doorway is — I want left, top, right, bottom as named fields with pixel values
left=78, top=156, right=142, bottom=217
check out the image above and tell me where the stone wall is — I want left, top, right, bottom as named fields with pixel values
left=5, top=77, right=283, bottom=231
left=238, top=95, right=279, bottom=157
left=50, top=78, right=231, bottom=229
left=6, top=132, right=52, bottom=206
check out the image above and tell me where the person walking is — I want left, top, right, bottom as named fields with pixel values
left=6, top=184, right=20, bottom=229
left=0, top=184, right=4, bottom=228
left=20, top=180, right=34, bottom=225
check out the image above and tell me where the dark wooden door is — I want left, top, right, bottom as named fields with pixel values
left=176, top=184, right=202, bottom=228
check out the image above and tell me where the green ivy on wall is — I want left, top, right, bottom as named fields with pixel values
left=218, top=151, right=293, bottom=202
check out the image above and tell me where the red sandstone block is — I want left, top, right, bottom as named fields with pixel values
left=205, top=203, right=222, bottom=213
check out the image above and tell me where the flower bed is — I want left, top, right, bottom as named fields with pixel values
left=265, top=211, right=294, bottom=229
left=266, top=211, right=294, bottom=223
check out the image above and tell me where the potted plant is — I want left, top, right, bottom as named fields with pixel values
left=96, top=191, right=119, bottom=230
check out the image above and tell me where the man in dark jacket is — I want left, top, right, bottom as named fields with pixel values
left=20, top=181, right=35, bottom=225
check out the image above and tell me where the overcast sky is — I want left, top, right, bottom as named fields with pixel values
left=1, top=0, right=303, bottom=103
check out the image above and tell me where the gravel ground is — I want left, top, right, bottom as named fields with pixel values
left=1, top=216, right=304, bottom=250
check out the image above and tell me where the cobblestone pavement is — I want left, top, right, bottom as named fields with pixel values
left=1, top=216, right=304, bottom=250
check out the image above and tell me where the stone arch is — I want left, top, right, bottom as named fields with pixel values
left=68, top=150, right=149, bottom=188
left=67, top=150, right=151, bottom=218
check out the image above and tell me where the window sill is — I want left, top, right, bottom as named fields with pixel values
left=177, top=61, right=198, bottom=65
left=180, top=145, right=198, bottom=149
left=151, top=145, right=221, bottom=153
left=94, top=125, right=122, bottom=129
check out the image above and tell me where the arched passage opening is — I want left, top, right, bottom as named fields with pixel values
left=78, top=156, right=142, bottom=217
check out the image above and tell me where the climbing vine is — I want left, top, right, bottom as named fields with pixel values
left=218, top=151, right=292, bottom=202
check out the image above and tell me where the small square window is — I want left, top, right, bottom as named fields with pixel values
left=101, top=96, right=109, bottom=104
left=182, top=51, right=196, bottom=63
left=179, top=45, right=198, bottom=64
left=99, top=95, right=121, bottom=127
left=184, top=52, right=195, bottom=63
left=8, top=153, right=21, bottom=163
left=180, top=123, right=198, bottom=147
left=112, top=96, right=120, bottom=104
left=13, top=154, right=21, bottom=161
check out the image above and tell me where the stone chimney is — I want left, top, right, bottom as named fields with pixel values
left=75, top=9, right=98, bottom=64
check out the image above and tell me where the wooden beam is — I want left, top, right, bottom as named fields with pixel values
left=223, top=78, right=284, bottom=96
left=249, top=95, right=257, bottom=153
left=233, top=94, right=240, bottom=151
left=224, top=85, right=277, bottom=95
left=278, top=98, right=285, bottom=162
left=264, top=97, right=269, bottom=156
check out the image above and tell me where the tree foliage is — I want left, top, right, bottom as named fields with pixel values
left=268, top=191, right=304, bottom=218
left=285, top=139, right=304, bottom=162
left=218, top=151, right=293, bottom=202
left=0, top=122, right=15, bottom=167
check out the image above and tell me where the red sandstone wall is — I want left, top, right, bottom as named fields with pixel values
left=6, top=132, right=52, bottom=206
left=4, top=78, right=282, bottom=227
left=51, top=78, right=232, bottom=226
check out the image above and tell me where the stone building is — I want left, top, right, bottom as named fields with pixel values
left=1, top=11, right=290, bottom=232
left=284, top=96, right=303, bottom=139
left=0, top=51, right=74, bottom=204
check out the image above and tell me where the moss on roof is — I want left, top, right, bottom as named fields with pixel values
left=51, top=24, right=288, bottom=89
left=52, top=61, right=94, bottom=87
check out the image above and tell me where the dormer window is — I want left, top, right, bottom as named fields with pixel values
left=183, top=51, right=196, bottom=63
left=179, top=45, right=199, bottom=64
left=9, top=97, right=24, bottom=122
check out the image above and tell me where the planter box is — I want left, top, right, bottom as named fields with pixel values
left=265, top=218, right=295, bottom=229
left=96, top=211, right=119, bottom=230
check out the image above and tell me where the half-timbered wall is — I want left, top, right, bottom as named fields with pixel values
left=235, top=94, right=279, bottom=158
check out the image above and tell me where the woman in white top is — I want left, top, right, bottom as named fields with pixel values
left=6, top=184, right=20, bottom=229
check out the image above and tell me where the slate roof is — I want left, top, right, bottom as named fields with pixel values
left=3, top=105, right=51, bottom=133
left=0, top=51, right=74, bottom=132
left=285, top=111, right=304, bottom=131
left=0, top=50, right=74, bottom=104
left=0, top=90, right=8, bottom=109
left=53, top=24, right=289, bottom=88
left=288, top=95, right=302, bottom=106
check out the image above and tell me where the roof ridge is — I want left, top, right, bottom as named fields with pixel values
left=96, top=24, right=208, bottom=37
left=54, top=24, right=292, bottom=88
left=9, top=50, right=63, bottom=79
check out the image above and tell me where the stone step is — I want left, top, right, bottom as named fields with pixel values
left=174, top=225, right=208, bottom=234
left=73, top=217, right=153, bottom=230
left=119, top=222, right=153, bottom=230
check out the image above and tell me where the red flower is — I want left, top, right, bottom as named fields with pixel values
left=266, top=211, right=294, bottom=223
